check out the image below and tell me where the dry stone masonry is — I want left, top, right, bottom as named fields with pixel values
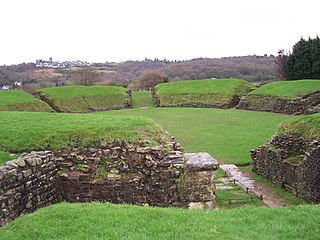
left=237, top=91, right=320, bottom=115
left=251, top=134, right=320, bottom=203
left=0, top=138, right=218, bottom=226
left=0, top=151, right=57, bottom=226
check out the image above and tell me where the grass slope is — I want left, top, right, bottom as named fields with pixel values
left=38, top=86, right=129, bottom=112
left=1, top=202, right=319, bottom=240
left=0, top=112, right=168, bottom=153
left=0, top=90, right=52, bottom=112
left=277, top=113, right=320, bottom=139
left=250, top=80, right=320, bottom=98
left=99, top=102, right=288, bottom=164
left=155, top=79, right=256, bottom=107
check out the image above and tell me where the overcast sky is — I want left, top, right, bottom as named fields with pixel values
left=0, top=0, right=319, bottom=65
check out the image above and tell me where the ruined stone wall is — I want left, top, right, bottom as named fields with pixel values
left=0, top=151, right=57, bottom=226
left=237, top=91, right=320, bottom=115
left=0, top=138, right=218, bottom=226
left=55, top=138, right=185, bottom=207
left=252, top=134, right=320, bottom=203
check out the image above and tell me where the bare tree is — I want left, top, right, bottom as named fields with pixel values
left=76, top=67, right=100, bottom=86
left=274, top=49, right=288, bottom=80
left=134, top=70, right=168, bottom=90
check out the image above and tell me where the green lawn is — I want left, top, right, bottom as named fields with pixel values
left=155, top=78, right=256, bottom=107
left=0, top=111, right=168, bottom=153
left=37, top=86, right=129, bottom=112
left=0, top=92, right=289, bottom=164
left=1, top=202, right=319, bottom=240
left=99, top=94, right=289, bottom=164
left=132, top=91, right=155, bottom=108
left=0, top=90, right=52, bottom=111
left=250, top=80, right=320, bottom=98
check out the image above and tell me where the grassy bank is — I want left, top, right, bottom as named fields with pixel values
left=0, top=111, right=168, bottom=153
left=37, top=86, right=129, bottom=112
left=155, top=79, right=255, bottom=107
left=0, top=90, right=52, bottom=112
left=250, top=80, right=320, bottom=98
left=0, top=202, right=318, bottom=240
left=277, top=113, right=320, bottom=139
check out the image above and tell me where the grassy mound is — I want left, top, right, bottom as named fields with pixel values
left=37, top=86, right=131, bottom=112
left=0, top=90, right=52, bottom=112
left=250, top=80, right=320, bottom=98
left=154, top=79, right=256, bottom=108
left=0, top=112, right=168, bottom=153
left=237, top=80, right=320, bottom=114
left=277, top=113, right=320, bottom=139
left=0, top=202, right=319, bottom=239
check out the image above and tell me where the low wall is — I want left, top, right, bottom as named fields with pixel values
left=251, top=134, right=320, bottom=203
left=0, top=138, right=218, bottom=226
left=237, top=91, right=320, bottom=115
left=151, top=88, right=241, bottom=109
left=55, top=138, right=185, bottom=207
left=0, top=151, right=58, bottom=226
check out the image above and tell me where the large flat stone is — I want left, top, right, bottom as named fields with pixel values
left=185, top=152, right=219, bottom=172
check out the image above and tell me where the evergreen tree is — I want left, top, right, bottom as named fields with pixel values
left=287, top=36, right=320, bottom=80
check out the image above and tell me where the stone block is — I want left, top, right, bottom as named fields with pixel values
left=185, top=152, right=219, bottom=172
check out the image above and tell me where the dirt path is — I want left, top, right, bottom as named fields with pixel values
left=220, top=164, right=291, bottom=208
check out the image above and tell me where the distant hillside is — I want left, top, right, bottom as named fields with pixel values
left=0, top=55, right=277, bottom=88
left=37, top=86, right=131, bottom=113
left=0, top=90, right=52, bottom=112
left=153, top=78, right=256, bottom=108
left=104, top=56, right=277, bottom=86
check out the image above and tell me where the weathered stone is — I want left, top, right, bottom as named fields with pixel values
left=185, top=153, right=219, bottom=172
left=25, top=158, right=37, bottom=167
left=136, top=147, right=152, bottom=153
left=22, top=169, right=33, bottom=178
left=0, top=139, right=218, bottom=227
left=252, top=134, right=320, bottom=203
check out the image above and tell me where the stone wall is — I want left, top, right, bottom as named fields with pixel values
left=237, top=91, right=320, bottom=115
left=0, top=151, right=57, bottom=226
left=151, top=88, right=241, bottom=109
left=0, top=138, right=218, bottom=226
left=251, top=134, right=320, bottom=203
left=55, top=138, right=185, bottom=207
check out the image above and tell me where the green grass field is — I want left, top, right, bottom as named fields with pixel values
left=250, top=80, right=320, bottom=98
left=0, top=90, right=52, bottom=112
left=37, top=86, right=129, bottom=112
left=0, top=111, right=168, bottom=153
left=1, top=202, right=319, bottom=240
left=0, top=92, right=289, bottom=164
left=99, top=93, right=289, bottom=164
left=155, top=79, right=256, bottom=107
